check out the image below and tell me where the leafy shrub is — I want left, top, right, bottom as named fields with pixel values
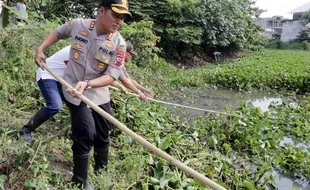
left=120, top=21, right=159, bottom=66
left=302, top=40, right=310, bottom=50
left=265, top=40, right=305, bottom=50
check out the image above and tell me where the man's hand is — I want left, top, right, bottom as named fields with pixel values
left=120, top=86, right=128, bottom=94
left=138, top=91, right=147, bottom=100
left=141, top=89, right=153, bottom=98
left=35, top=48, right=47, bottom=68
left=66, top=81, right=87, bottom=98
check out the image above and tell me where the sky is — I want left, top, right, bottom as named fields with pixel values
left=255, top=0, right=310, bottom=18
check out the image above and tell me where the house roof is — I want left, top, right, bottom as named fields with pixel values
left=290, top=2, right=310, bottom=13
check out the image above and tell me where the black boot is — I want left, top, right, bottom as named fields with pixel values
left=19, top=110, right=51, bottom=142
left=94, top=147, right=109, bottom=174
left=72, top=154, right=94, bottom=190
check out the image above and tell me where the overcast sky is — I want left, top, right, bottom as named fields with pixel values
left=255, top=0, right=310, bottom=18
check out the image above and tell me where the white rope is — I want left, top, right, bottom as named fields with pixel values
left=109, top=86, right=242, bottom=118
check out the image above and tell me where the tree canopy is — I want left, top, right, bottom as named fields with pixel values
left=3, top=0, right=264, bottom=59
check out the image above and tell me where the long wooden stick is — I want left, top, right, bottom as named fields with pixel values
left=109, top=86, right=241, bottom=118
left=42, top=64, right=226, bottom=190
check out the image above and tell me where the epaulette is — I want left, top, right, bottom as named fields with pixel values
left=89, top=21, right=96, bottom=30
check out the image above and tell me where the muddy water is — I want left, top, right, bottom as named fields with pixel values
left=161, top=87, right=284, bottom=115
left=160, top=87, right=308, bottom=190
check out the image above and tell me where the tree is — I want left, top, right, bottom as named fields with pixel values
left=253, top=8, right=266, bottom=19
left=129, top=0, right=262, bottom=59
left=301, top=10, right=310, bottom=26
left=2, top=0, right=9, bottom=28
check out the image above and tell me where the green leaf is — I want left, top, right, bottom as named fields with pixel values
left=160, top=135, right=171, bottom=150
left=209, top=135, right=218, bottom=146
left=159, top=176, right=170, bottom=188
left=24, top=180, right=36, bottom=188
left=0, top=175, right=7, bottom=190
left=243, top=180, right=255, bottom=190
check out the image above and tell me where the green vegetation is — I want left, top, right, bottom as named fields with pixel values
left=1, top=1, right=310, bottom=189
left=265, top=40, right=310, bottom=51
left=1, top=18, right=310, bottom=189
left=132, top=50, right=310, bottom=93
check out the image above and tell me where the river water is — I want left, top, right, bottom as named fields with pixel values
left=160, top=87, right=309, bottom=190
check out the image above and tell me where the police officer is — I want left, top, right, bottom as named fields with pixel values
left=34, top=0, right=131, bottom=189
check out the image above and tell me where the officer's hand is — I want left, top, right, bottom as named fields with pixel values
left=66, top=81, right=87, bottom=98
left=74, top=81, right=87, bottom=97
left=35, top=48, right=46, bottom=68
left=66, top=87, right=77, bottom=98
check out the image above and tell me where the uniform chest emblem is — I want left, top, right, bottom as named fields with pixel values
left=73, top=52, right=80, bottom=59
left=74, top=43, right=82, bottom=49
left=79, top=30, right=88, bottom=36
left=98, top=62, right=106, bottom=69
left=105, top=41, right=114, bottom=49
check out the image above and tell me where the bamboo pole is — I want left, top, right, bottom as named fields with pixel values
left=42, top=64, right=226, bottom=190
left=109, top=86, right=241, bottom=118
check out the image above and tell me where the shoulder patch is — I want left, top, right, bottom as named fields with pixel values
left=66, top=20, right=73, bottom=26
left=113, top=48, right=126, bottom=68
left=106, top=33, right=113, bottom=40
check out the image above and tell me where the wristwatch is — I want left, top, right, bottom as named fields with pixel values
left=85, top=80, right=92, bottom=89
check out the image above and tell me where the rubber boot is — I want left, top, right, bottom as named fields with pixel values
left=94, top=147, right=109, bottom=174
left=19, top=111, right=50, bottom=142
left=71, top=154, right=94, bottom=190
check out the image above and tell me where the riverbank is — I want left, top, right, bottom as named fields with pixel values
left=1, top=48, right=310, bottom=189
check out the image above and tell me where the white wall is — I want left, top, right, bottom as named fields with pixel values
left=281, top=20, right=304, bottom=41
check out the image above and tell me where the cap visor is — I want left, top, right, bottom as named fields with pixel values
left=111, top=7, right=132, bottom=17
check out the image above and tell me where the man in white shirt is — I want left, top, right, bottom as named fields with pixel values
left=113, top=41, right=153, bottom=98
left=0, top=0, right=6, bottom=15
left=19, top=46, right=70, bottom=142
